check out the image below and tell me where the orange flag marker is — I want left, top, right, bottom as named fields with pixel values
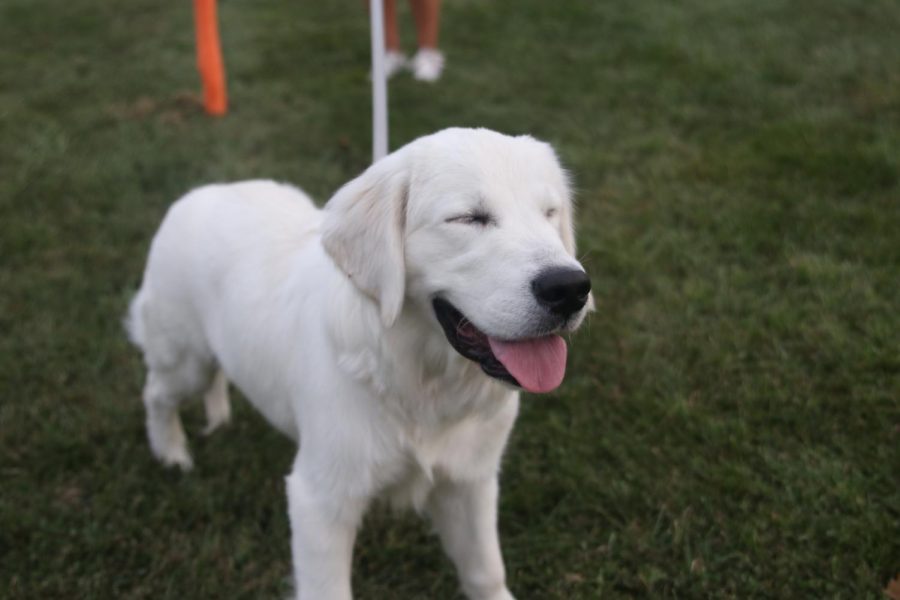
left=193, top=0, right=227, bottom=116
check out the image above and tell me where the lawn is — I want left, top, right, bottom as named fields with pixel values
left=1, top=0, right=898, bottom=598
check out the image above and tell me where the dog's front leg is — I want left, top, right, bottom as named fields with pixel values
left=427, top=476, right=515, bottom=600
left=286, top=470, right=367, bottom=600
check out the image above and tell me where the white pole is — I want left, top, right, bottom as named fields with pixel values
left=369, top=0, right=389, bottom=162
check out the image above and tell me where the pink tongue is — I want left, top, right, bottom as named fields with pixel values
left=487, top=335, right=567, bottom=393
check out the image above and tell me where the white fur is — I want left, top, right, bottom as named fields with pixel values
left=126, top=128, right=590, bottom=600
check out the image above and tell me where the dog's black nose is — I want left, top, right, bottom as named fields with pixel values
left=531, top=267, right=591, bottom=317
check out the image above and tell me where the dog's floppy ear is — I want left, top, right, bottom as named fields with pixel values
left=558, top=191, right=577, bottom=258
left=321, top=150, right=409, bottom=327
left=529, top=136, right=577, bottom=257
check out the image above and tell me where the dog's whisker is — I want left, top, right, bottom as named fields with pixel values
left=456, top=318, right=471, bottom=334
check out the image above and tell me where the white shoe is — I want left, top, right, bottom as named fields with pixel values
left=370, top=50, right=408, bottom=80
left=384, top=50, right=408, bottom=78
left=412, top=48, right=444, bottom=82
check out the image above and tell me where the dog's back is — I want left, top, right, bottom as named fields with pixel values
left=127, top=179, right=319, bottom=353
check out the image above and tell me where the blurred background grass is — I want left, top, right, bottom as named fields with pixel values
left=1, top=0, right=898, bottom=598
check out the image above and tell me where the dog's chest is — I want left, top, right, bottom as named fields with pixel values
left=378, top=385, right=519, bottom=513
left=381, top=418, right=491, bottom=512
left=332, top=312, right=519, bottom=509
left=337, top=330, right=506, bottom=424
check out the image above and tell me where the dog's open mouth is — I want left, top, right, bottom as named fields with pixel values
left=432, top=298, right=567, bottom=393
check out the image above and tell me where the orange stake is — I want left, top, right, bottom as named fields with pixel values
left=193, top=0, right=227, bottom=116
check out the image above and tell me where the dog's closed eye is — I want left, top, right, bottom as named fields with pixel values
left=446, top=211, right=495, bottom=227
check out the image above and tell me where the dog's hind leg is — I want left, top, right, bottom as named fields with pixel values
left=202, top=368, right=231, bottom=435
left=142, top=359, right=206, bottom=471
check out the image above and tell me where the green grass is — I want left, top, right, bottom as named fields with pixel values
left=1, top=0, right=898, bottom=597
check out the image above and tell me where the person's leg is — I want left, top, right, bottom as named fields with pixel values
left=383, top=0, right=401, bottom=51
left=409, top=0, right=444, bottom=81
left=410, top=0, right=441, bottom=49
left=372, top=0, right=408, bottom=77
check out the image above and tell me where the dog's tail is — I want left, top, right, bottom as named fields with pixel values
left=124, top=288, right=148, bottom=350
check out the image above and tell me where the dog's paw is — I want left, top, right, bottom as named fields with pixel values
left=156, top=446, right=194, bottom=472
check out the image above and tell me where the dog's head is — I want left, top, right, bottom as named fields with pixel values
left=322, top=128, right=592, bottom=393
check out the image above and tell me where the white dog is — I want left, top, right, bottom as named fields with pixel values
left=126, top=128, right=592, bottom=600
